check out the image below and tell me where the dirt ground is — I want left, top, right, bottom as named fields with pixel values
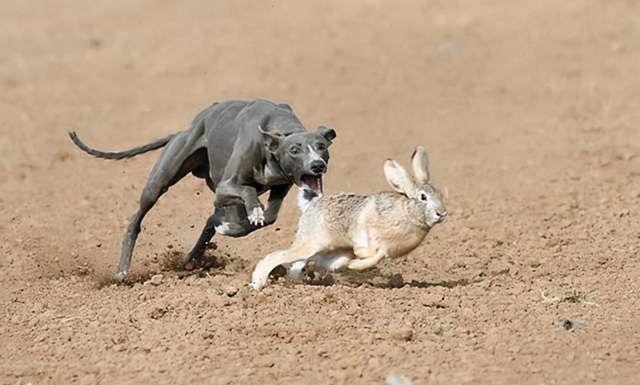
left=2, top=1, right=640, bottom=384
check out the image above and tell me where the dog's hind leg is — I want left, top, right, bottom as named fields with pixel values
left=183, top=206, right=224, bottom=264
left=182, top=172, right=223, bottom=265
left=116, top=187, right=160, bottom=282
left=116, top=128, right=206, bottom=281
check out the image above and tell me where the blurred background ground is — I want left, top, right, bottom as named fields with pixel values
left=1, top=1, right=639, bottom=384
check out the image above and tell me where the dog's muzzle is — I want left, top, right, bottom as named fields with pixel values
left=310, top=160, right=326, bottom=174
left=300, top=174, right=323, bottom=194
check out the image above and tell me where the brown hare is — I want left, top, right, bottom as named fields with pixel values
left=251, top=146, right=447, bottom=290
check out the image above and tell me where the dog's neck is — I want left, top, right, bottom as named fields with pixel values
left=254, top=154, right=292, bottom=187
left=269, top=153, right=293, bottom=180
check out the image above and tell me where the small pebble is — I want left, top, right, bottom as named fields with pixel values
left=149, top=274, right=163, bottom=286
left=149, top=307, right=167, bottom=320
left=560, top=318, right=586, bottom=331
left=388, top=273, right=404, bottom=288
left=225, top=286, right=239, bottom=297
left=390, top=325, right=413, bottom=341
left=386, top=372, right=413, bottom=385
left=201, top=331, right=215, bottom=340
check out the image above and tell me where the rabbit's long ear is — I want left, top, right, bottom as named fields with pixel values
left=411, top=146, right=430, bottom=184
left=384, top=159, right=416, bottom=195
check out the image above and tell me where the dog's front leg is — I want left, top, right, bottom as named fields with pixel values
left=215, top=181, right=264, bottom=226
left=263, top=184, right=291, bottom=225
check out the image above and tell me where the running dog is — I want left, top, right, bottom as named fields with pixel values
left=69, top=99, right=336, bottom=281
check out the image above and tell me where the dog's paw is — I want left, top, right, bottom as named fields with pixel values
left=248, top=206, right=265, bottom=226
left=115, top=271, right=127, bottom=282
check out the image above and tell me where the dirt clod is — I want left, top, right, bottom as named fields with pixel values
left=388, top=273, right=405, bottom=288
left=201, top=331, right=215, bottom=340
left=386, top=373, right=413, bottom=385
left=560, top=319, right=586, bottom=331
left=225, top=286, right=239, bottom=297
left=149, top=274, right=164, bottom=286
left=149, top=307, right=168, bottom=320
left=390, top=325, right=414, bottom=342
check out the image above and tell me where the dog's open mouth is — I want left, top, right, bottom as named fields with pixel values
left=300, top=175, right=323, bottom=194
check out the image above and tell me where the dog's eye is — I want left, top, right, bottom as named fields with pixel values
left=289, top=146, right=302, bottom=155
left=316, top=142, right=326, bottom=151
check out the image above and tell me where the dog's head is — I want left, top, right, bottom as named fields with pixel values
left=259, top=125, right=336, bottom=194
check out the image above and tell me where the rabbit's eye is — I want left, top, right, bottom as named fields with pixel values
left=419, top=192, right=428, bottom=201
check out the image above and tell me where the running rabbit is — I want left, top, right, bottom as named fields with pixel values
left=251, top=146, right=447, bottom=290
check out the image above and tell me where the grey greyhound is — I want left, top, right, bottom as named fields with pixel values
left=69, top=99, right=336, bottom=281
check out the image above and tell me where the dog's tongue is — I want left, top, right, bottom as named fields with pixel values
left=301, top=175, right=323, bottom=194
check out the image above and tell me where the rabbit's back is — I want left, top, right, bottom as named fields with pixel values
left=323, top=193, right=370, bottom=233
left=296, top=193, right=368, bottom=242
left=297, top=191, right=429, bottom=256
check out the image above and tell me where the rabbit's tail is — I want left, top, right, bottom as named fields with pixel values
left=297, top=188, right=320, bottom=212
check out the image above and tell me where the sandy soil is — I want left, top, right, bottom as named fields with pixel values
left=2, top=1, right=640, bottom=384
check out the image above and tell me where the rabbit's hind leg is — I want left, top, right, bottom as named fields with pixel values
left=287, top=250, right=353, bottom=284
left=309, top=250, right=354, bottom=273
left=251, top=243, right=325, bottom=290
left=251, top=250, right=290, bottom=290
left=288, top=260, right=308, bottom=280
left=348, top=249, right=385, bottom=271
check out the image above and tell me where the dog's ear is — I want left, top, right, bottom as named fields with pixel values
left=411, top=146, right=430, bottom=184
left=317, top=125, right=336, bottom=143
left=384, top=159, right=416, bottom=196
left=258, top=125, right=282, bottom=153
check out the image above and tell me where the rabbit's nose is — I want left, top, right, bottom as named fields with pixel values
left=436, top=211, right=448, bottom=222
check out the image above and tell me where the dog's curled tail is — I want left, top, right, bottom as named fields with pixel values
left=297, top=188, right=320, bottom=212
left=68, top=131, right=176, bottom=160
